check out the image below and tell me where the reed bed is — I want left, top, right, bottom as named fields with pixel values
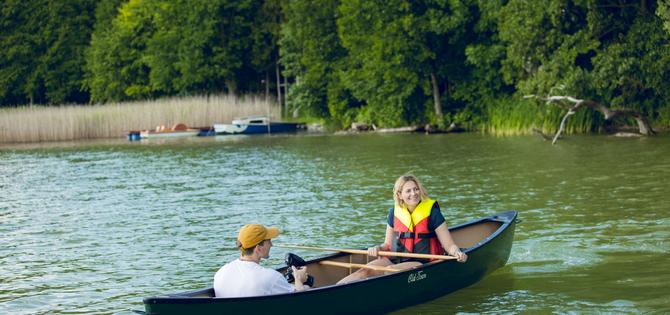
left=0, top=95, right=280, bottom=143
left=479, top=99, right=600, bottom=136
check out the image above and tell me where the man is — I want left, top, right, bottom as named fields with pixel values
left=213, top=224, right=310, bottom=298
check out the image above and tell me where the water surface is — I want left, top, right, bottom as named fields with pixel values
left=1, top=133, right=668, bottom=314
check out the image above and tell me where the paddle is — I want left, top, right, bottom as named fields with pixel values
left=275, top=244, right=457, bottom=261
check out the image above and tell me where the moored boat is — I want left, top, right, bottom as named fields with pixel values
left=129, top=123, right=213, bottom=140
left=142, top=211, right=517, bottom=315
left=213, top=116, right=304, bottom=135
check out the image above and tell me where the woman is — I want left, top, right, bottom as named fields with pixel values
left=337, top=174, right=467, bottom=284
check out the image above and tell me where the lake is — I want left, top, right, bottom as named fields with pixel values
left=1, top=133, right=668, bottom=314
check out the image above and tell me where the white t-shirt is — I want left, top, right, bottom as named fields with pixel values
left=213, top=259, right=294, bottom=298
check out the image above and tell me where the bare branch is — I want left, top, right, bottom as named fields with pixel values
left=553, top=108, right=575, bottom=145
left=525, top=94, right=655, bottom=144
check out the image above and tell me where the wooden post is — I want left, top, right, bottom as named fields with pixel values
left=276, top=62, right=282, bottom=109
left=283, top=74, right=289, bottom=118
left=430, top=72, right=443, bottom=121
left=265, top=71, right=270, bottom=100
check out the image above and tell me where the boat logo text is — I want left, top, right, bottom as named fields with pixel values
left=407, top=271, right=427, bottom=284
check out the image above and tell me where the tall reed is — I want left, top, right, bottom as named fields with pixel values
left=478, top=98, right=601, bottom=136
left=0, top=94, right=280, bottom=143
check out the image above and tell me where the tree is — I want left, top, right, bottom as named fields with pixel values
left=85, top=0, right=156, bottom=102
left=205, top=0, right=260, bottom=94
left=0, top=0, right=42, bottom=105
left=337, top=0, right=469, bottom=127
left=86, top=0, right=263, bottom=102
left=1, top=0, right=96, bottom=105
left=456, top=0, right=515, bottom=127
left=281, top=0, right=349, bottom=122
left=250, top=0, right=283, bottom=102
left=660, top=1, right=670, bottom=33
left=497, top=0, right=669, bottom=133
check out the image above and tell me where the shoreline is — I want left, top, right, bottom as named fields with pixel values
left=0, top=94, right=279, bottom=144
left=2, top=127, right=666, bottom=149
left=2, top=95, right=666, bottom=145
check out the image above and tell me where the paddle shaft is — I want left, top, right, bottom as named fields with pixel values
left=276, top=244, right=457, bottom=261
left=319, top=260, right=401, bottom=272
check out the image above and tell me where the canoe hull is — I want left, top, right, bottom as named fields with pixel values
left=143, top=211, right=517, bottom=315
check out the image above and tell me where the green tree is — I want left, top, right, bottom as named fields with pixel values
left=85, top=0, right=156, bottom=102
left=145, top=0, right=230, bottom=95
left=337, top=0, right=469, bottom=127
left=250, top=0, right=283, bottom=99
left=459, top=1, right=513, bottom=114
left=495, top=0, right=670, bottom=131
left=198, top=0, right=260, bottom=94
left=0, top=0, right=42, bottom=105
left=281, top=0, right=349, bottom=122
left=1, top=0, right=96, bottom=105
left=657, top=0, right=670, bottom=33
left=86, top=0, right=263, bottom=102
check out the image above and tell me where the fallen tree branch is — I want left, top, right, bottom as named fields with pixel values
left=553, top=106, right=576, bottom=145
left=425, top=123, right=464, bottom=134
left=531, top=128, right=552, bottom=141
left=525, top=94, right=655, bottom=144
left=375, top=126, right=422, bottom=133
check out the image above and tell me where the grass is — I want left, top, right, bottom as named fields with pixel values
left=0, top=94, right=280, bottom=143
left=478, top=98, right=601, bottom=136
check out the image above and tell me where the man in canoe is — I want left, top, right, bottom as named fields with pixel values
left=214, top=224, right=310, bottom=297
left=338, top=174, right=468, bottom=284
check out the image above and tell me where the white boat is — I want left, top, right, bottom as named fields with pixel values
left=135, top=123, right=204, bottom=139
left=139, top=129, right=200, bottom=139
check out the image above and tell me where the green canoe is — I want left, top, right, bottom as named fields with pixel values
left=143, top=211, right=517, bottom=315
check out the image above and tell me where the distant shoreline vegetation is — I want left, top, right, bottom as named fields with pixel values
left=2, top=94, right=661, bottom=144
left=0, top=95, right=279, bottom=144
left=2, top=1, right=669, bottom=134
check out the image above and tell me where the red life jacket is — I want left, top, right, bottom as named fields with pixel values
left=392, top=199, right=444, bottom=261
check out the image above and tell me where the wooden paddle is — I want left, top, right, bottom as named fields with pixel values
left=275, top=244, right=457, bottom=261
left=319, top=260, right=402, bottom=272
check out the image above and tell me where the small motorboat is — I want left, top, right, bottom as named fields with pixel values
left=142, top=211, right=518, bottom=315
left=213, top=116, right=304, bottom=135
left=127, top=123, right=213, bottom=140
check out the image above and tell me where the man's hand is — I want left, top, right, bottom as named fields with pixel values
left=291, top=266, right=308, bottom=284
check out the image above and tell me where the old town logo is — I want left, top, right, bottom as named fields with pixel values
left=407, top=270, right=427, bottom=284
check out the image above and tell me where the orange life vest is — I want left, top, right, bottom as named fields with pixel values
left=392, top=199, right=444, bottom=261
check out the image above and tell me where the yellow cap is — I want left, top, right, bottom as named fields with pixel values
left=237, top=224, right=280, bottom=249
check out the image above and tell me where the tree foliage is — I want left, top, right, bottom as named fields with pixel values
left=336, top=0, right=470, bottom=127
left=1, top=0, right=96, bottom=105
left=2, top=0, right=669, bottom=132
left=280, top=0, right=347, bottom=122
left=494, top=0, right=670, bottom=129
left=85, top=0, right=268, bottom=103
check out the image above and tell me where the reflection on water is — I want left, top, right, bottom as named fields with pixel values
left=1, top=133, right=669, bottom=314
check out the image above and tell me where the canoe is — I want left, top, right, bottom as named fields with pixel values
left=143, top=211, right=517, bottom=315
left=213, top=116, right=304, bottom=135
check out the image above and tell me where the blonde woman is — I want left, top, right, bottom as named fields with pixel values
left=338, top=174, right=467, bottom=284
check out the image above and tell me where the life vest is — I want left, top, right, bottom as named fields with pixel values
left=392, top=199, right=444, bottom=261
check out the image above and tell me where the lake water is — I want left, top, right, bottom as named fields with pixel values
left=1, top=133, right=668, bottom=314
